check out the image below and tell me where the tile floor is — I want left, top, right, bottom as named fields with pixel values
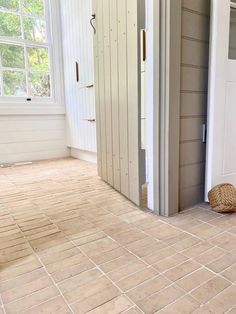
left=0, top=158, right=236, bottom=314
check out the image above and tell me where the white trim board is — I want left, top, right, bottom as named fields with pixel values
left=146, top=0, right=181, bottom=216
left=70, top=148, right=97, bottom=164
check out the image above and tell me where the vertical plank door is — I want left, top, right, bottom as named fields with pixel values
left=93, top=0, right=145, bottom=205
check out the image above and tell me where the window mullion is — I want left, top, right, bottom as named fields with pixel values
left=0, top=55, right=2, bottom=96
left=24, top=44, right=30, bottom=98
left=19, top=0, right=29, bottom=98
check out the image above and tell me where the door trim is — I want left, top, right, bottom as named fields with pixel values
left=146, top=0, right=181, bottom=216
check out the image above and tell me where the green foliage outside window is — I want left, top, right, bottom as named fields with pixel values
left=0, top=0, right=51, bottom=98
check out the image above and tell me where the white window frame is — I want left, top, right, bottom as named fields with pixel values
left=0, top=0, right=65, bottom=115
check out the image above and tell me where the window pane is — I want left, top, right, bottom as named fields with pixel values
left=29, top=72, right=50, bottom=97
left=0, top=43, right=24, bottom=68
left=229, top=7, right=236, bottom=59
left=22, top=0, right=44, bottom=17
left=27, top=47, right=49, bottom=71
left=23, top=17, right=46, bottom=43
left=0, top=12, right=21, bottom=38
left=3, top=70, right=26, bottom=96
left=0, top=0, right=19, bottom=11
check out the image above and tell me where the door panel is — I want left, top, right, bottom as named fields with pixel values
left=206, top=0, right=236, bottom=195
left=93, top=0, right=145, bottom=205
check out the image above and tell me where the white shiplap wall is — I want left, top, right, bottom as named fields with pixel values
left=60, top=0, right=97, bottom=154
left=0, top=115, right=69, bottom=164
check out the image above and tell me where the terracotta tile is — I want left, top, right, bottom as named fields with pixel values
left=182, top=242, right=213, bottom=258
left=4, top=286, right=59, bottom=314
left=143, top=246, right=176, bottom=265
left=152, top=253, right=188, bottom=273
left=210, top=232, right=236, bottom=251
left=194, top=247, right=225, bottom=265
left=99, top=252, right=137, bottom=273
left=207, top=285, right=236, bottom=313
left=138, top=284, right=184, bottom=313
left=73, top=231, right=106, bottom=246
left=206, top=253, right=236, bottom=273
left=90, top=247, right=128, bottom=264
left=125, top=237, right=163, bottom=257
left=159, top=295, right=199, bottom=314
left=108, top=260, right=147, bottom=282
left=0, top=258, right=42, bottom=282
left=58, top=268, right=102, bottom=294
left=3, top=158, right=236, bottom=314
left=79, top=237, right=120, bottom=257
left=116, top=267, right=158, bottom=292
left=127, top=275, right=171, bottom=303
left=176, top=268, right=214, bottom=292
left=87, top=295, right=133, bottom=314
left=37, top=241, right=75, bottom=258
left=52, top=257, right=94, bottom=283
left=0, top=268, right=47, bottom=293
left=63, top=276, right=110, bottom=303
left=170, top=236, right=200, bottom=251
left=191, top=276, right=231, bottom=304
left=192, top=306, right=214, bottom=314
left=70, top=281, right=120, bottom=313
left=45, top=253, right=87, bottom=273
left=1, top=275, right=53, bottom=304
left=23, top=297, right=71, bottom=314
left=221, top=263, right=236, bottom=282
left=30, top=233, right=68, bottom=252
left=39, top=247, right=79, bottom=265
left=110, top=229, right=147, bottom=246
left=164, top=260, right=201, bottom=282
left=188, top=223, right=222, bottom=240
left=228, top=307, right=236, bottom=314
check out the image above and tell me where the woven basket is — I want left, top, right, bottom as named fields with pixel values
left=208, top=183, right=236, bottom=213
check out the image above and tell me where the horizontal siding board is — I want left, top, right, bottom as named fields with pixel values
left=180, top=93, right=207, bottom=117
left=0, top=140, right=67, bottom=155
left=182, top=38, right=209, bottom=67
left=182, top=0, right=210, bottom=15
left=181, top=66, right=208, bottom=92
left=180, top=117, right=206, bottom=141
left=0, top=119, right=66, bottom=132
left=182, top=10, right=209, bottom=42
left=180, top=163, right=205, bottom=189
left=180, top=184, right=204, bottom=209
left=0, top=130, right=65, bottom=144
left=180, top=142, right=206, bottom=166
left=0, top=150, right=69, bottom=164
left=0, top=115, right=68, bottom=164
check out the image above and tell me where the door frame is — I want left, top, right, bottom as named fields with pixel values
left=146, top=0, right=181, bottom=216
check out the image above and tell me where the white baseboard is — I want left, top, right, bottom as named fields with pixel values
left=70, top=148, right=97, bottom=164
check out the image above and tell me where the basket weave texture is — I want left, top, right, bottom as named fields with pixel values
left=208, top=183, right=236, bottom=213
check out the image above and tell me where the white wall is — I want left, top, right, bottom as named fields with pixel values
left=0, top=114, right=69, bottom=164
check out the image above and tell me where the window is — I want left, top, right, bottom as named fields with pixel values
left=229, top=5, right=236, bottom=60
left=0, top=0, right=54, bottom=100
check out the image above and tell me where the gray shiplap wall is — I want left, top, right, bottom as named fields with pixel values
left=179, top=0, right=210, bottom=209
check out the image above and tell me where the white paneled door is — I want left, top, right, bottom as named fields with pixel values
left=93, top=0, right=145, bottom=205
left=60, top=0, right=96, bottom=153
left=206, top=0, right=236, bottom=195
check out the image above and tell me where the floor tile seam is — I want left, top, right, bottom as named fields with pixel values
left=3, top=222, right=75, bottom=314
left=68, top=236, right=141, bottom=313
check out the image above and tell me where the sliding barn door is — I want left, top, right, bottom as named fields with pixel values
left=93, top=0, right=145, bottom=205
